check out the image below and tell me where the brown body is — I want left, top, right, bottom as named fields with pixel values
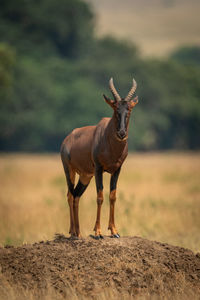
left=61, top=78, right=138, bottom=238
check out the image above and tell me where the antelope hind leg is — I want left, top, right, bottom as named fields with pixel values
left=73, top=175, right=91, bottom=238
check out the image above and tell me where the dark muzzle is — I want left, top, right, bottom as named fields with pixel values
left=117, top=129, right=126, bottom=140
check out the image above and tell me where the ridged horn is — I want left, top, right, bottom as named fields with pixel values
left=124, top=78, right=137, bottom=102
left=109, top=78, right=121, bottom=102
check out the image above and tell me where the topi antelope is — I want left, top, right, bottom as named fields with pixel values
left=61, top=78, right=138, bottom=239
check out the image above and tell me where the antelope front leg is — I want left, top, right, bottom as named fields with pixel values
left=94, top=163, right=104, bottom=239
left=108, top=167, right=121, bottom=238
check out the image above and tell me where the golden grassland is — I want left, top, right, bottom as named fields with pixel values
left=0, top=282, right=199, bottom=300
left=0, top=152, right=200, bottom=252
left=88, top=0, right=200, bottom=56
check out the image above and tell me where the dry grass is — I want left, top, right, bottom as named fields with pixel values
left=0, top=152, right=200, bottom=252
left=0, top=271, right=199, bottom=300
left=88, top=0, right=200, bottom=56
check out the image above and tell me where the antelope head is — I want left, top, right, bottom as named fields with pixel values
left=103, top=78, right=138, bottom=141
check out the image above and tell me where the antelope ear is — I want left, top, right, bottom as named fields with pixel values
left=129, top=96, right=138, bottom=109
left=103, top=94, right=116, bottom=108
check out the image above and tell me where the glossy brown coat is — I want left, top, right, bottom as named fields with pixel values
left=61, top=78, right=138, bottom=238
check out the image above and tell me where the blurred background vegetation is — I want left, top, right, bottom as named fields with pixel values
left=0, top=0, right=200, bottom=152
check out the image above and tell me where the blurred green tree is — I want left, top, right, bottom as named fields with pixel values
left=171, top=46, right=200, bottom=66
left=0, top=0, right=94, bottom=58
left=0, top=0, right=200, bottom=151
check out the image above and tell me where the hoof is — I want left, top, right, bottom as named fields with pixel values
left=69, top=235, right=79, bottom=240
left=111, top=233, right=120, bottom=238
left=90, top=234, right=104, bottom=240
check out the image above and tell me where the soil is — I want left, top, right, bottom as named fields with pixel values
left=0, top=235, right=200, bottom=298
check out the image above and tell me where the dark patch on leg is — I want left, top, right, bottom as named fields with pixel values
left=74, top=180, right=89, bottom=198
left=110, top=166, right=121, bottom=191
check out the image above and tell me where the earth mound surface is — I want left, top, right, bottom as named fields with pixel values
left=0, top=235, right=200, bottom=298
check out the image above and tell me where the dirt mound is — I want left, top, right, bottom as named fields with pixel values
left=0, top=235, right=200, bottom=298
